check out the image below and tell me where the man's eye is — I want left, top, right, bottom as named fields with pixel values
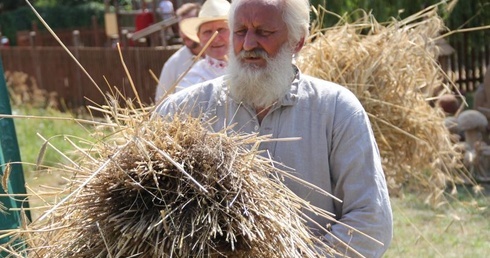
left=258, top=30, right=273, bottom=36
left=234, top=29, right=246, bottom=36
left=217, top=28, right=229, bottom=34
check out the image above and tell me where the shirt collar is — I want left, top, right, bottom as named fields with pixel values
left=205, top=55, right=227, bottom=69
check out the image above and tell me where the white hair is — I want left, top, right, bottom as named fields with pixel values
left=282, top=0, right=310, bottom=46
left=227, top=44, right=295, bottom=108
left=229, top=0, right=310, bottom=47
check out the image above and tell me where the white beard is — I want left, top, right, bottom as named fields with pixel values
left=227, top=45, right=295, bottom=108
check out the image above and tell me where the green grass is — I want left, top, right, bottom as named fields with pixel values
left=13, top=106, right=94, bottom=176
left=10, top=107, right=490, bottom=257
left=386, top=187, right=490, bottom=257
left=10, top=106, right=96, bottom=218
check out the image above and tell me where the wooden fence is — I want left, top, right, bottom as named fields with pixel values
left=0, top=31, right=489, bottom=111
left=446, top=40, right=490, bottom=94
left=0, top=46, right=178, bottom=110
left=15, top=17, right=108, bottom=48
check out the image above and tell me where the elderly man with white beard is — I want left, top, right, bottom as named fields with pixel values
left=156, top=0, right=393, bottom=257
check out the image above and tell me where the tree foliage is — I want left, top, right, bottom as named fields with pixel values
left=0, top=3, right=105, bottom=45
left=34, top=0, right=104, bottom=7
left=0, top=0, right=27, bottom=12
left=310, top=0, right=490, bottom=31
left=310, top=0, right=490, bottom=57
left=310, top=0, right=490, bottom=26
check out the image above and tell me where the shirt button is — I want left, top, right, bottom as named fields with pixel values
left=254, top=125, right=259, bottom=131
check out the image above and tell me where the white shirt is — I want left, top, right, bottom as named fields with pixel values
left=158, top=68, right=393, bottom=257
left=155, top=46, right=196, bottom=102
left=158, top=0, right=174, bottom=20
left=179, top=56, right=227, bottom=89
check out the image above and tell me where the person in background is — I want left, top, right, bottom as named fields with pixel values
left=157, top=0, right=175, bottom=21
left=155, top=2, right=202, bottom=102
left=157, top=0, right=393, bottom=257
left=133, top=0, right=155, bottom=46
left=157, top=0, right=176, bottom=40
left=176, top=0, right=230, bottom=89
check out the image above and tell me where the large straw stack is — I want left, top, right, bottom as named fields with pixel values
left=2, top=98, right=343, bottom=257
left=296, top=6, right=467, bottom=201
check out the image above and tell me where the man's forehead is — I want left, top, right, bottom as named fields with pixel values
left=233, top=0, right=283, bottom=25
left=239, top=0, right=282, bottom=5
left=235, top=0, right=282, bottom=12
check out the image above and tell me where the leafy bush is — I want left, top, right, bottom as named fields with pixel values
left=0, top=3, right=105, bottom=46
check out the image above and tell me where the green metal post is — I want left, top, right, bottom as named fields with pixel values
left=0, top=54, right=31, bottom=254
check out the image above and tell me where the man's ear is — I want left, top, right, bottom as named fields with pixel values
left=294, top=37, right=305, bottom=53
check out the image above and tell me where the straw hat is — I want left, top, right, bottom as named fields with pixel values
left=179, top=0, right=230, bottom=43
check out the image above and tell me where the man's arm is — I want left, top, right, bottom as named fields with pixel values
left=326, top=109, right=393, bottom=258
left=155, top=62, right=177, bottom=102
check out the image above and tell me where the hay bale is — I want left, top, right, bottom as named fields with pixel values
left=4, top=71, right=58, bottom=109
left=296, top=6, right=466, bottom=200
left=4, top=107, right=340, bottom=257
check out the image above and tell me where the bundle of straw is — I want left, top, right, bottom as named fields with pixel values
left=296, top=6, right=467, bottom=201
left=3, top=100, right=341, bottom=257
left=0, top=2, right=361, bottom=255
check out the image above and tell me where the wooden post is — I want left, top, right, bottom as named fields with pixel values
left=92, top=15, right=100, bottom=47
left=115, top=0, right=123, bottom=44
left=72, top=30, right=84, bottom=108
left=73, top=30, right=80, bottom=47
left=29, top=30, right=43, bottom=91
left=160, top=29, right=167, bottom=47
left=28, top=31, right=36, bottom=47
left=32, top=21, right=41, bottom=46
left=122, top=29, right=129, bottom=48
left=152, top=0, right=158, bottom=19
left=485, top=45, right=490, bottom=66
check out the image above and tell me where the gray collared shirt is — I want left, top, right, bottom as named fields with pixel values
left=157, top=68, right=393, bottom=257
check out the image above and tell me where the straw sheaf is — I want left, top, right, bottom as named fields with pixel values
left=5, top=107, right=337, bottom=257
left=0, top=2, right=356, bottom=254
left=296, top=8, right=466, bottom=200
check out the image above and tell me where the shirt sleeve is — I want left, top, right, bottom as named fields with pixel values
left=179, top=68, right=205, bottom=89
left=155, top=61, right=177, bottom=103
left=156, top=79, right=221, bottom=119
left=324, top=108, right=393, bottom=258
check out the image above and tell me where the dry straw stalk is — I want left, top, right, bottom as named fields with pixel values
left=2, top=103, right=350, bottom=257
left=296, top=5, right=468, bottom=203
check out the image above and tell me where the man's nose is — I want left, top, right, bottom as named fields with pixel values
left=243, top=31, right=258, bottom=51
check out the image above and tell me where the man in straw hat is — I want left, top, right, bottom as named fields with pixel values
left=155, top=2, right=203, bottom=102
left=157, top=0, right=393, bottom=256
left=176, top=0, right=230, bottom=89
